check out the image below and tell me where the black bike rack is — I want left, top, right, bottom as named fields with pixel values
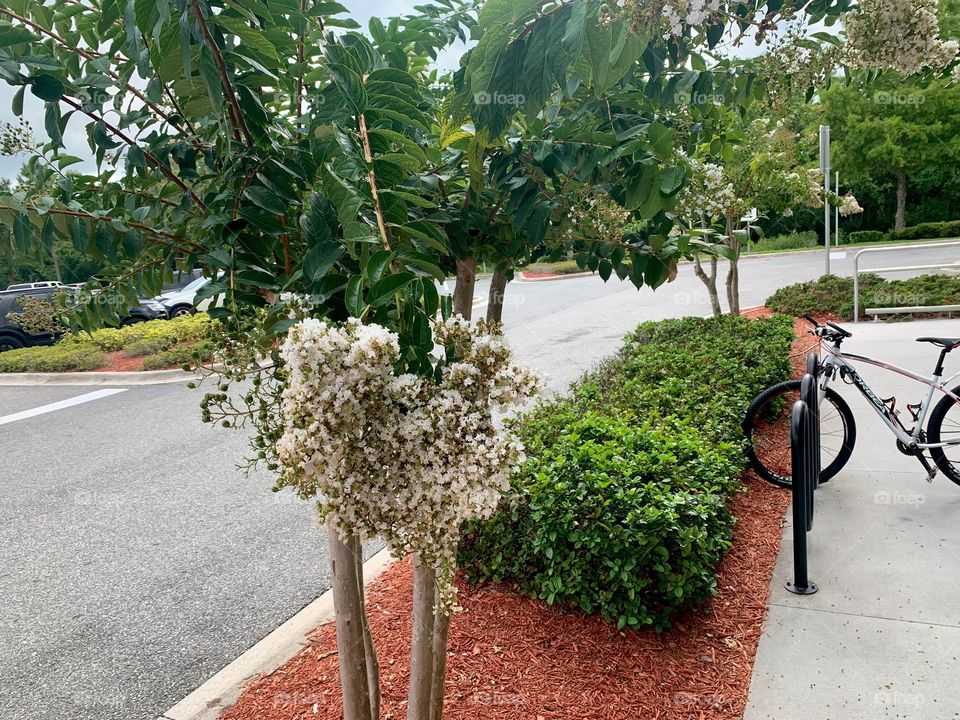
left=785, top=371, right=821, bottom=595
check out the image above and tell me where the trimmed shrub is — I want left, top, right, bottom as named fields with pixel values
left=0, top=345, right=106, bottom=372
left=767, top=273, right=960, bottom=320
left=759, top=231, right=818, bottom=251
left=888, top=220, right=960, bottom=241
left=459, top=315, right=795, bottom=631
left=140, top=339, right=215, bottom=370
left=64, top=313, right=212, bottom=352
left=847, top=230, right=886, bottom=244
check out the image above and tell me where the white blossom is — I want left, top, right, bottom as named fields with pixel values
left=845, top=0, right=958, bottom=76
left=275, top=317, right=540, bottom=607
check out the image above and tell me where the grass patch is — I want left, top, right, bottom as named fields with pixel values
left=459, top=314, right=795, bottom=631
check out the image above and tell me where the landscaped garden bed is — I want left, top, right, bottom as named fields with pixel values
left=767, top=273, right=960, bottom=321
left=219, top=313, right=808, bottom=720
left=0, top=314, right=214, bottom=373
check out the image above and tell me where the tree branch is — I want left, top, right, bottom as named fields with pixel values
left=60, top=97, right=205, bottom=208
left=192, top=0, right=255, bottom=148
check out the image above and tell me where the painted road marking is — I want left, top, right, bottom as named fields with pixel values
left=0, top=388, right=128, bottom=426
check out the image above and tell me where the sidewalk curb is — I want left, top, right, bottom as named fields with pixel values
left=516, top=271, right=594, bottom=282
left=157, top=547, right=395, bottom=720
left=0, top=368, right=198, bottom=386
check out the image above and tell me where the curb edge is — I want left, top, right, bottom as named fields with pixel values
left=160, top=546, right=395, bottom=720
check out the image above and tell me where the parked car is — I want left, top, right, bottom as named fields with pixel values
left=0, top=287, right=167, bottom=352
left=0, top=288, right=59, bottom=351
left=5, top=280, right=65, bottom=292
left=155, top=274, right=219, bottom=318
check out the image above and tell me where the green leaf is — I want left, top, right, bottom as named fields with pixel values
left=303, top=241, right=344, bottom=282
left=368, top=271, right=414, bottom=307
left=0, top=24, right=40, bottom=46
left=344, top=275, right=365, bottom=317
left=212, top=15, right=279, bottom=60
left=659, top=165, right=685, bottom=195
left=364, top=250, right=393, bottom=285
left=326, top=62, right=366, bottom=115
left=243, top=186, right=286, bottom=215
left=30, top=74, right=65, bottom=102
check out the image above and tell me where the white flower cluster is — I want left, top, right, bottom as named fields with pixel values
left=661, top=0, right=721, bottom=36
left=562, top=192, right=633, bottom=242
left=845, top=0, right=958, bottom=76
left=839, top=192, right=865, bottom=217
left=602, top=0, right=719, bottom=36
left=274, top=317, right=540, bottom=607
left=675, top=158, right=741, bottom=223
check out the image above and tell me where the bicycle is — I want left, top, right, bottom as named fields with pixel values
left=743, top=316, right=960, bottom=488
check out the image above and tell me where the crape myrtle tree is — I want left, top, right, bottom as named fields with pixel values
left=0, top=0, right=955, bottom=719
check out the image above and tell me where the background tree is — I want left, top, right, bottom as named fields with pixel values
left=821, top=75, right=960, bottom=231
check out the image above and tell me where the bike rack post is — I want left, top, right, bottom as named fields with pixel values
left=785, top=392, right=819, bottom=595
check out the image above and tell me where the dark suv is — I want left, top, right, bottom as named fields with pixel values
left=0, top=288, right=168, bottom=352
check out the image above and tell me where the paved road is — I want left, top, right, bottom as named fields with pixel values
left=0, top=242, right=956, bottom=719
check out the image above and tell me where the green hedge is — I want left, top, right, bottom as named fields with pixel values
left=847, top=230, right=886, bottom=244
left=888, top=220, right=960, bottom=241
left=767, top=274, right=960, bottom=321
left=458, top=314, right=795, bottom=631
left=62, top=314, right=212, bottom=352
left=0, top=345, right=107, bottom=372
left=0, top=315, right=215, bottom=373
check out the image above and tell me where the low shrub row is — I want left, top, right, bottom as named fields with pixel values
left=766, top=273, right=960, bottom=320
left=846, top=230, right=885, bottom=244
left=888, top=220, right=960, bottom=242
left=0, top=345, right=107, bottom=373
left=759, top=231, right=819, bottom=251
left=0, top=314, right=215, bottom=372
left=458, top=314, right=795, bottom=631
left=61, top=313, right=212, bottom=352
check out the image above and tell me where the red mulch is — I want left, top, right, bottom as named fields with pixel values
left=220, top=308, right=812, bottom=720
left=89, top=351, right=145, bottom=372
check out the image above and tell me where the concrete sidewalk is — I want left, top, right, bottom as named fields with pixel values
left=745, top=319, right=960, bottom=720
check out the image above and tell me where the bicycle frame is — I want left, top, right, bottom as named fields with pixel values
left=818, top=342, right=960, bottom=451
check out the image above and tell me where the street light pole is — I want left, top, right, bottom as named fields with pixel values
left=819, top=125, right=831, bottom=275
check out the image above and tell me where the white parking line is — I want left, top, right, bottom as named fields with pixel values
left=0, top=388, right=128, bottom=426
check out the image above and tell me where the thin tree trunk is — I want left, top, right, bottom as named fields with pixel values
left=50, top=242, right=62, bottom=283
left=453, top=258, right=477, bottom=319
left=486, top=261, right=510, bottom=323
left=328, top=524, right=373, bottom=720
left=725, top=214, right=740, bottom=316
left=408, top=555, right=436, bottom=720
left=352, top=538, right=380, bottom=719
left=692, top=254, right=722, bottom=317
left=428, top=580, right=451, bottom=720
left=895, top=170, right=907, bottom=231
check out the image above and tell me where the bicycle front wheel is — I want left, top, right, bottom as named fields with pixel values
left=743, top=379, right=857, bottom=489
left=927, top=385, right=960, bottom=486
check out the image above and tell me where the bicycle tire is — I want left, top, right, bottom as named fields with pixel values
left=927, top=385, right=960, bottom=486
left=743, top=379, right=857, bottom=489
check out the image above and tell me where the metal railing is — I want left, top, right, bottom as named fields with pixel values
left=853, top=240, right=960, bottom=322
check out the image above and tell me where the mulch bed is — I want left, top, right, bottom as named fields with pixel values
left=220, top=309, right=812, bottom=720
